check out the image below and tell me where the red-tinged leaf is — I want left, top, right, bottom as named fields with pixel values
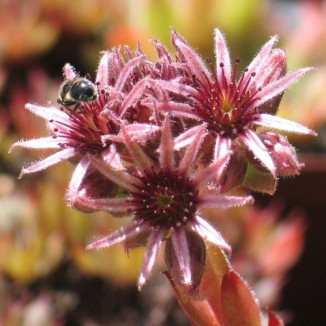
left=200, top=246, right=230, bottom=326
left=164, top=271, right=221, bottom=326
left=267, top=308, right=284, bottom=326
left=221, top=271, right=262, bottom=326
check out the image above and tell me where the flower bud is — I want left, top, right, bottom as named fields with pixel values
left=259, top=131, right=303, bottom=176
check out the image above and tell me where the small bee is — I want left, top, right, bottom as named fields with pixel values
left=58, top=75, right=98, bottom=112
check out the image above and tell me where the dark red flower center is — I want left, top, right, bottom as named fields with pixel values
left=130, top=169, right=199, bottom=229
left=50, top=90, right=120, bottom=154
left=191, top=60, right=261, bottom=139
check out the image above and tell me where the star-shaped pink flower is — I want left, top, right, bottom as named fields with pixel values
left=152, top=29, right=316, bottom=182
left=10, top=48, right=160, bottom=205
left=77, top=117, right=253, bottom=292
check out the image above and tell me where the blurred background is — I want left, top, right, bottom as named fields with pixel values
left=1, top=0, right=326, bottom=325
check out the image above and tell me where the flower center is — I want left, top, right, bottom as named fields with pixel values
left=192, top=60, right=261, bottom=139
left=131, top=170, right=199, bottom=229
left=51, top=89, right=119, bottom=154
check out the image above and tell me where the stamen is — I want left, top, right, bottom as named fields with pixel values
left=241, top=87, right=262, bottom=112
left=236, top=67, right=248, bottom=94
left=230, top=57, right=240, bottom=94
left=207, top=58, right=222, bottom=93
left=238, top=71, right=256, bottom=102
left=219, top=62, right=228, bottom=91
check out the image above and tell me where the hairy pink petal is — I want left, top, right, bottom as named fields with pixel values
left=115, top=55, right=145, bottom=92
left=96, top=51, right=110, bottom=88
left=240, top=130, right=276, bottom=177
left=66, top=157, right=91, bottom=201
left=151, top=38, right=173, bottom=61
left=86, top=221, right=148, bottom=249
left=252, top=49, right=286, bottom=91
left=119, top=79, right=157, bottom=117
left=255, top=114, right=317, bottom=136
left=124, top=123, right=160, bottom=136
left=122, top=127, right=154, bottom=172
left=174, top=38, right=211, bottom=86
left=193, top=152, right=230, bottom=188
left=214, top=135, right=232, bottom=162
left=214, top=29, right=231, bottom=85
left=138, top=229, right=164, bottom=290
left=243, top=35, right=278, bottom=88
left=19, top=147, right=77, bottom=178
left=89, top=155, right=142, bottom=192
left=158, top=101, right=201, bottom=120
left=179, top=123, right=206, bottom=178
left=26, top=103, right=69, bottom=122
left=174, top=125, right=206, bottom=150
left=159, top=117, right=174, bottom=170
left=101, top=145, right=125, bottom=170
left=9, top=137, right=61, bottom=152
left=63, top=63, right=77, bottom=81
left=74, top=194, right=135, bottom=213
left=171, top=228, right=192, bottom=286
left=199, top=194, right=253, bottom=209
left=191, top=215, right=231, bottom=253
left=255, top=67, right=314, bottom=108
left=155, top=79, right=199, bottom=98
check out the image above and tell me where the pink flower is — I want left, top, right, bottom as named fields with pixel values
left=10, top=48, right=160, bottom=205
left=153, top=29, right=316, bottom=185
left=79, top=117, right=253, bottom=291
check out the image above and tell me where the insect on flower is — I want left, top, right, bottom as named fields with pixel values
left=58, top=73, right=98, bottom=113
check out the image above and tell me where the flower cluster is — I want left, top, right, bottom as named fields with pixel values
left=11, top=29, right=315, bottom=293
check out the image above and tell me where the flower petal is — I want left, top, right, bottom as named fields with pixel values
left=96, top=50, right=124, bottom=88
left=89, top=155, right=142, bottom=192
left=26, top=103, right=69, bottom=122
left=122, top=127, right=154, bottom=172
left=193, top=151, right=231, bottom=188
left=19, top=147, right=77, bottom=178
left=172, top=30, right=211, bottom=86
left=170, top=228, right=192, bottom=286
left=252, top=48, right=286, bottom=91
left=158, top=101, right=202, bottom=120
left=214, top=29, right=231, bottom=86
left=159, top=116, right=174, bottom=170
left=166, top=229, right=206, bottom=295
left=214, top=135, right=232, bottom=162
left=86, top=220, right=148, bottom=249
left=63, top=63, right=77, bottom=81
left=179, top=123, right=206, bottom=178
left=115, top=55, right=145, bottom=92
left=243, top=35, right=278, bottom=87
left=255, top=113, right=317, bottom=136
left=191, top=215, right=231, bottom=253
left=174, top=125, right=206, bottom=150
left=240, top=130, right=276, bottom=177
left=101, top=145, right=125, bottom=170
left=124, top=123, right=160, bottom=138
left=255, top=67, right=314, bottom=108
left=66, top=157, right=91, bottom=202
left=199, top=194, right=253, bottom=209
left=138, top=229, right=164, bottom=290
left=9, top=137, right=61, bottom=152
left=74, top=194, right=135, bottom=213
